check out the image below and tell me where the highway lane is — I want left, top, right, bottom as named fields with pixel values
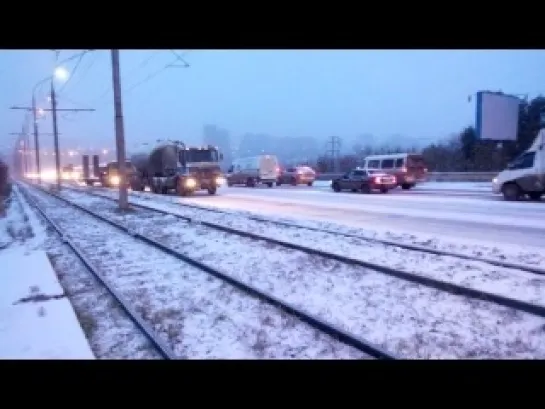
left=183, top=186, right=545, bottom=248
left=259, top=180, right=495, bottom=198
left=272, top=183, right=496, bottom=199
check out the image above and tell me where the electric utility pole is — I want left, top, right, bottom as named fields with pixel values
left=32, top=95, right=40, bottom=183
left=111, top=49, right=129, bottom=210
left=326, top=136, right=342, bottom=173
left=50, top=80, right=61, bottom=190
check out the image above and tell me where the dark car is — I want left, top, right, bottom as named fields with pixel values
left=331, top=168, right=397, bottom=194
left=100, top=161, right=138, bottom=188
left=277, top=166, right=316, bottom=186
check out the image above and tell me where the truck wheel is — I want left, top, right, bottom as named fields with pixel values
left=290, top=177, right=297, bottom=186
left=502, top=183, right=521, bottom=201
left=401, top=183, right=412, bottom=190
left=176, top=186, right=190, bottom=196
left=380, top=187, right=388, bottom=194
left=361, top=184, right=371, bottom=194
left=332, top=182, right=341, bottom=192
left=208, top=187, right=217, bottom=195
left=276, top=180, right=282, bottom=186
left=266, top=182, right=273, bottom=188
left=307, top=182, right=313, bottom=187
left=161, top=186, right=168, bottom=194
left=528, top=192, right=542, bottom=201
left=246, top=178, right=255, bottom=187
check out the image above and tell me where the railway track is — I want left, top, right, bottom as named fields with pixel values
left=12, top=185, right=164, bottom=359
left=60, top=184, right=545, bottom=311
left=18, top=186, right=177, bottom=359
left=19, top=183, right=390, bottom=359
left=67, top=183, right=545, bottom=276
left=29, top=182, right=545, bottom=358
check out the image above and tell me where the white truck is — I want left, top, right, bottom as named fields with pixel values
left=492, top=128, right=545, bottom=201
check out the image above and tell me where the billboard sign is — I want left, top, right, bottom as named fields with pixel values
left=475, top=91, right=521, bottom=141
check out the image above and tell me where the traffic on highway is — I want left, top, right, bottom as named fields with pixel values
left=4, top=49, right=545, bottom=360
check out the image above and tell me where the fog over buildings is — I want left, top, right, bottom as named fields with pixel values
left=201, top=124, right=435, bottom=168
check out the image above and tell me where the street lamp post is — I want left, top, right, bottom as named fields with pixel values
left=30, top=82, right=47, bottom=184
left=50, top=77, right=61, bottom=190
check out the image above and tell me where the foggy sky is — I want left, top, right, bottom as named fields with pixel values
left=1, top=49, right=544, bottom=161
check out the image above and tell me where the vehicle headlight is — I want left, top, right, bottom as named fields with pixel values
left=492, top=177, right=498, bottom=184
left=215, top=176, right=226, bottom=186
left=110, top=175, right=120, bottom=185
left=185, top=178, right=197, bottom=188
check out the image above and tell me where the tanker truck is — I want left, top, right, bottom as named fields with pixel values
left=130, top=141, right=225, bottom=196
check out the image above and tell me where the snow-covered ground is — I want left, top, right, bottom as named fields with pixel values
left=312, top=180, right=332, bottom=188
left=414, top=182, right=491, bottom=192
left=0, top=250, right=95, bottom=359
left=68, top=183, right=545, bottom=268
left=52, top=185, right=545, bottom=358
left=0, top=194, right=33, bottom=250
left=2, top=185, right=167, bottom=359
left=24, top=185, right=369, bottom=359
left=0, top=188, right=95, bottom=359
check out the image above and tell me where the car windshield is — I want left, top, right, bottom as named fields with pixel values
left=181, top=149, right=219, bottom=163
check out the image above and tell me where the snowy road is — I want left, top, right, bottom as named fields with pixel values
left=173, top=185, right=545, bottom=248
left=47, top=184, right=545, bottom=358
left=268, top=181, right=495, bottom=198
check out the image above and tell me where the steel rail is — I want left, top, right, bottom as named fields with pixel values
left=17, top=183, right=177, bottom=360
left=59, top=183, right=545, bottom=320
left=24, top=182, right=396, bottom=360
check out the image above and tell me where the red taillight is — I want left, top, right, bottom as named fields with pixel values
left=374, top=177, right=380, bottom=184
left=400, top=167, right=407, bottom=173
left=423, top=168, right=428, bottom=172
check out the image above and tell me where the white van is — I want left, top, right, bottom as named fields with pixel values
left=492, top=129, right=545, bottom=201
left=362, top=153, right=428, bottom=189
left=226, top=155, right=280, bottom=187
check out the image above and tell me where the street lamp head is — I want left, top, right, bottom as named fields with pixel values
left=54, top=66, right=69, bottom=81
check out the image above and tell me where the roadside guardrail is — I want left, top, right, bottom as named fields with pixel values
left=315, top=172, right=497, bottom=182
